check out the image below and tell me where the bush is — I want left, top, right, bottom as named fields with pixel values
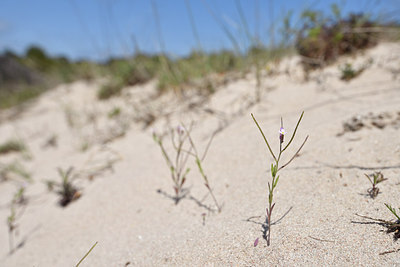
left=98, top=79, right=124, bottom=100
left=0, top=139, right=26, bottom=154
left=296, top=8, right=379, bottom=69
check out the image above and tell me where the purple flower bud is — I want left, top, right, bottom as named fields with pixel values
left=254, top=237, right=259, bottom=247
left=279, top=127, right=286, bottom=144
left=177, top=125, right=185, bottom=135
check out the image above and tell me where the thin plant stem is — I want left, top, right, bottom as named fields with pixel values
left=200, top=0, right=241, bottom=53
left=278, top=135, right=309, bottom=171
left=184, top=0, right=203, bottom=51
left=8, top=228, right=13, bottom=254
left=76, top=241, right=98, bottom=267
left=183, top=124, right=221, bottom=212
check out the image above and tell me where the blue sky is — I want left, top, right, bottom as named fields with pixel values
left=0, top=0, right=398, bottom=61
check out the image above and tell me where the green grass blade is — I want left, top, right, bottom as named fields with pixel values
left=251, top=113, right=276, bottom=161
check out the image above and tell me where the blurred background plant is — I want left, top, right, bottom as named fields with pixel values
left=0, top=1, right=399, bottom=107
left=296, top=3, right=399, bottom=70
left=6, top=184, right=28, bottom=254
left=46, top=167, right=81, bottom=207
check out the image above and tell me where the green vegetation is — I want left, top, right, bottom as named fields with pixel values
left=0, top=45, right=101, bottom=109
left=1, top=4, right=398, bottom=106
left=108, top=107, right=121, bottom=118
left=0, top=161, right=32, bottom=182
left=364, top=171, right=387, bottom=198
left=0, top=139, right=26, bottom=155
left=340, top=63, right=364, bottom=81
left=295, top=5, right=397, bottom=69
left=0, top=86, right=45, bottom=110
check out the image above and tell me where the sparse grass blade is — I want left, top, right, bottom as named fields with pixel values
left=76, top=241, right=98, bottom=267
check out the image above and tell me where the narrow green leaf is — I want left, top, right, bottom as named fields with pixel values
left=185, top=168, right=190, bottom=175
left=385, top=203, right=400, bottom=221
left=271, top=164, right=277, bottom=177
left=274, top=175, right=280, bottom=188
left=282, top=111, right=304, bottom=152
left=364, top=173, right=373, bottom=185
left=251, top=113, right=277, bottom=161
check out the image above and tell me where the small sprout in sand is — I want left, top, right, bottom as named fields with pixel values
left=364, top=171, right=387, bottom=198
left=108, top=107, right=121, bottom=118
left=339, top=63, right=363, bottom=81
left=13, top=185, right=27, bottom=205
left=0, top=161, right=32, bottom=182
left=47, top=167, right=81, bottom=207
left=0, top=139, right=26, bottom=155
left=252, top=111, right=308, bottom=246
left=153, top=127, right=191, bottom=204
left=356, top=204, right=400, bottom=241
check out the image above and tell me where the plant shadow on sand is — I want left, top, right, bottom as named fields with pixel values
left=352, top=214, right=400, bottom=242
left=156, top=188, right=218, bottom=213
left=245, top=206, right=293, bottom=243
left=3, top=224, right=41, bottom=258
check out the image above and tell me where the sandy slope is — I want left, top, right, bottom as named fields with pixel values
left=0, top=42, right=399, bottom=266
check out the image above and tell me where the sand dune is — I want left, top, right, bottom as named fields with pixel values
left=0, top=42, right=399, bottom=266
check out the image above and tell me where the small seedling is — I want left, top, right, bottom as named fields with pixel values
left=153, top=126, right=191, bottom=204
left=0, top=139, right=26, bottom=155
left=13, top=185, right=27, bottom=205
left=340, top=63, right=363, bottom=81
left=0, top=161, right=32, bottom=182
left=252, top=111, right=308, bottom=246
left=46, top=167, right=81, bottom=207
left=356, top=204, right=400, bottom=241
left=108, top=107, right=121, bottom=118
left=364, top=171, right=387, bottom=198
left=58, top=167, right=81, bottom=206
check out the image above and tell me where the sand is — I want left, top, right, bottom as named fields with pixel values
left=0, top=42, right=399, bottom=266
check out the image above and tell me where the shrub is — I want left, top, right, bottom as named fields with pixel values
left=0, top=139, right=26, bottom=155
left=296, top=8, right=379, bottom=69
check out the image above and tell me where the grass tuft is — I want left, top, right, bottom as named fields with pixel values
left=0, top=139, right=26, bottom=155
